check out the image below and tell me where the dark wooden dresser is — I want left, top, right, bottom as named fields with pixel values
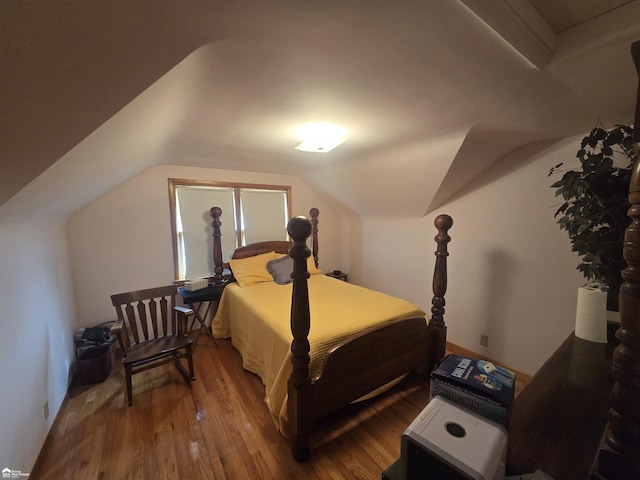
left=506, top=324, right=619, bottom=480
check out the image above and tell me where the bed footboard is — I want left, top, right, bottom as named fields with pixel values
left=312, top=316, right=431, bottom=419
left=286, top=213, right=453, bottom=461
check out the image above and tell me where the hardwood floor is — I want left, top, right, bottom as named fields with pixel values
left=31, top=337, right=529, bottom=480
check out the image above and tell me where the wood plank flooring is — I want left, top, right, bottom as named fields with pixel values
left=30, top=337, right=528, bottom=480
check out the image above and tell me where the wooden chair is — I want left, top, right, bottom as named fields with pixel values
left=110, top=285, right=196, bottom=406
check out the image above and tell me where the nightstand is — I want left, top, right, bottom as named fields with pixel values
left=178, top=281, right=228, bottom=350
left=326, top=270, right=348, bottom=282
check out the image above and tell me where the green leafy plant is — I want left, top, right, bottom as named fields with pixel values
left=549, top=124, right=637, bottom=309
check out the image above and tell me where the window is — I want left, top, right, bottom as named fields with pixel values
left=169, top=179, right=291, bottom=280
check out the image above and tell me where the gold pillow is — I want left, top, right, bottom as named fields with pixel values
left=229, top=251, right=277, bottom=287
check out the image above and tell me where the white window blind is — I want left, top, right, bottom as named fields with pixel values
left=240, top=189, right=289, bottom=245
left=170, top=180, right=290, bottom=280
left=175, top=186, right=236, bottom=279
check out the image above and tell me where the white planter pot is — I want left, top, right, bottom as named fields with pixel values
left=575, top=285, right=608, bottom=343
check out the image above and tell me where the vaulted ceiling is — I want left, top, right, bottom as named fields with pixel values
left=1, top=1, right=639, bottom=218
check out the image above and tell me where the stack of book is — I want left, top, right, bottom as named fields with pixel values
left=430, top=354, right=515, bottom=426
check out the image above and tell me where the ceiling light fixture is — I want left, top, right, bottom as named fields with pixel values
left=294, top=122, right=347, bottom=153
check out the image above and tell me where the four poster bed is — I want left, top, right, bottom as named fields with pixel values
left=208, top=206, right=452, bottom=461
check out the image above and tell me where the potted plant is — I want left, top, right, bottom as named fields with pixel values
left=549, top=124, right=637, bottom=312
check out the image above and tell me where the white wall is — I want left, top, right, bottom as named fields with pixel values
left=67, top=164, right=344, bottom=328
left=0, top=216, right=75, bottom=474
left=355, top=137, right=586, bottom=375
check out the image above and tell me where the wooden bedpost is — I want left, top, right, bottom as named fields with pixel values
left=431, top=214, right=453, bottom=366
left=287, top=215, right=313, bottom=462
left=310, top=208, right=319, bottom=268
left=591, top=40, right=640, bottom=480
left=210, top=207, right=224, bottom=285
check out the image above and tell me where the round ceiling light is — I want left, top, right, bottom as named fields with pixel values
left=294, top=122, right=348, bottom=153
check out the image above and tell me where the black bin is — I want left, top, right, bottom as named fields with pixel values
left=77, top=345, right=113, bottom=384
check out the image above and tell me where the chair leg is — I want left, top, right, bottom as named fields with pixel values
left=173, top=345, right=196, bottom=381
left=125, top=364, right=133, bottom=406
left=186, top=344, right=196, bottom=381
left=174, top=349, right=196, bottom=382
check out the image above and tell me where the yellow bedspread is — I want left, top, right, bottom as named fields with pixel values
left=211, top=274, right=426, bottom=437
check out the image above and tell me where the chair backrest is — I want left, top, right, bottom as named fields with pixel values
left=111, top=285, right=183, bottom=349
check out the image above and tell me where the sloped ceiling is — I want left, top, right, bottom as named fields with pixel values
left=1, top=0, right=639, bottom=219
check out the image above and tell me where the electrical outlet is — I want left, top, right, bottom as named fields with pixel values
left=43, top=401, right=49, bottom=421
left=480, top=334, right=489, bottom=347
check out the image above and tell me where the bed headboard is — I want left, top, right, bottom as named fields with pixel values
left=232, top=241, right=292, bottom=259
left=209, top=207, right=320, bottom=284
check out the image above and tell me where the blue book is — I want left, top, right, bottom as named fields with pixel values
left=430, top=354, right=515, bottom=426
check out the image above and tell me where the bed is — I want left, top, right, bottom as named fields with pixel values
left=208, top=206, right=453, bottom=461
